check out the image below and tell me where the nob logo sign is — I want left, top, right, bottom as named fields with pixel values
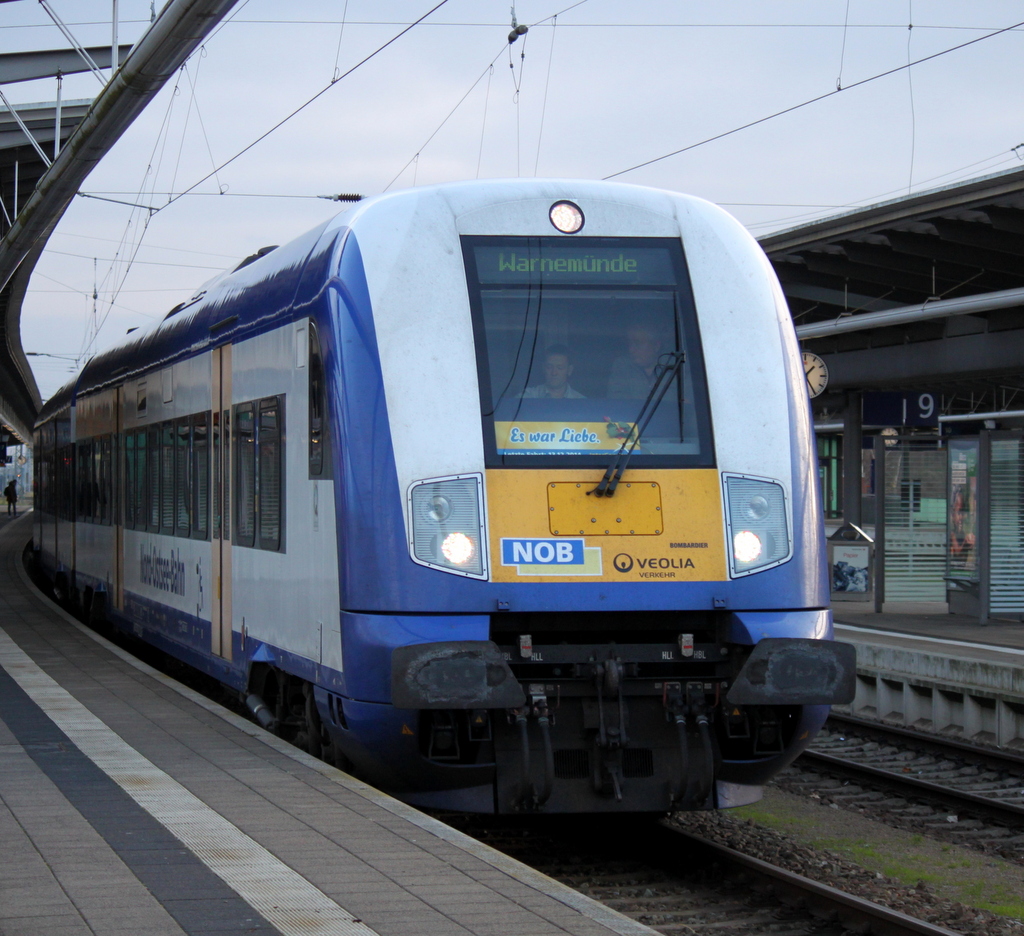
left=501, top=538, right=584, bottom=566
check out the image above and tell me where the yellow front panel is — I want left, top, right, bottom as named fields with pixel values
left=547, top=481, right=663, bottom=535
left=487, top=469, right=727, bottom=583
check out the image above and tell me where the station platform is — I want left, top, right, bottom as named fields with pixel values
left=0, top=512, right=656, bottom=936
left=833, top=602, right=1024, bottom=651
left=831, top=602, right=1024, bottom=747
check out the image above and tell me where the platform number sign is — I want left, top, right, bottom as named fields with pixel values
left=863, top=391, right=939, bottom=427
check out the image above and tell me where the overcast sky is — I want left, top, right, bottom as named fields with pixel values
left=4, top=0, right=1023, bottom=400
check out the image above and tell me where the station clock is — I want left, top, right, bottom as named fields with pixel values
left=801, top=351, right=829, bottom=398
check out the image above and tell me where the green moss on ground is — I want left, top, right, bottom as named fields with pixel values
left=731, top=787, right=1024, bottom=919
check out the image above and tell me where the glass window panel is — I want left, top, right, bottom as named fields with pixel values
left=309, top=324, right=327, bottom=477
left=175, top=418, right=190, bottom=535
left=100, top=436, right=112, bottom=525
left=93, top=442, right=103, bottom=523
left=140, top=430, right=152, bottom=531
left=160, top=421, right=175, bottom=532
left=77, top=440, right=92, bottom=522
left=461, top=236, right=713, bottom=468
left=235, top=404, right=255, bottom=547
left=258, top=398, right=282, bottom=550
left=193, top=412, right=209, bottom=539
left=222, top=409, right=230, bottom=542
left=124, top=431, right=136, bottom=529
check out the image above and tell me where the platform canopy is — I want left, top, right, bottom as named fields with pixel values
left=760, top=166, right=1024, bottom=426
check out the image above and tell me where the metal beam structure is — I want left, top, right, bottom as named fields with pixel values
left=795, top=284, right=1024, bottom=340
left=0, top=0, right=239, bottom=441
left=760, top=165, right=1024, bottom=422
left=0, top=46, right=134, bottom=85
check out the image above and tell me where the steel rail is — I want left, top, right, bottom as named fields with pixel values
left=801, top=748, right=1024, bottom=824
left=671, top=826, right=964, bottom=936
left=827, top=713, right=1024, bottom=772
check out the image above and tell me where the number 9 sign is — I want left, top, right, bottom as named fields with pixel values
left=908, top=392, right=938, bottom=426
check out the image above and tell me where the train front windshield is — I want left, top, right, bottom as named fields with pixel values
left=462, top=236, right=714, bottom=467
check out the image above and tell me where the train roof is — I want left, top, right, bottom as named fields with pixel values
left=36, top=216, right=338, bottom=425
left=35, top=179, right=735, bottom=429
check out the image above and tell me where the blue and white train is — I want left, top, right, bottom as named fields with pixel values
left=34, top=179, right=853, bottom=813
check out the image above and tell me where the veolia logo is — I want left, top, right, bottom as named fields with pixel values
left=613, top=553, right=634, bottom=573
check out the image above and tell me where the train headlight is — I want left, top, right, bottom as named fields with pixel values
left=723, top=474, right=791, bottom=577
left=745, top=495, right=770, bottom=521
left=409, top=475, right=487, bottom=578
left=733, top=530, right=762, bottom=563
left=441, top=532, right=474, bottom=565
left=549, top=200, right=584, bottom=233
left=426, top=495, right=452, bottom=522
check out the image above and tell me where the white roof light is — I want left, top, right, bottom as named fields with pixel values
left=549, top=200, right=584, bottom=234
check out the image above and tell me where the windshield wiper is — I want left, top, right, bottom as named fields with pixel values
left=589, top=351, right=685, bottom=497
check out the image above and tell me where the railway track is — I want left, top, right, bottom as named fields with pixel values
left=783, top=715, right=1024, bottom=848
left=442, top=813, right=966, bottom=936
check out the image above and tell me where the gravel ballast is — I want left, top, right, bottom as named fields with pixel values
left=670, top=785, right=1024, bottom=936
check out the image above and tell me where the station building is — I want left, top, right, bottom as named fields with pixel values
left=761, top=166, right=1024, bottom=622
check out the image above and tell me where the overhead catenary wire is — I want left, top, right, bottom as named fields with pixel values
left=160, top=0, right=452, bottom=211
left=906, top=2, right=916, bottom=194
left=80, top=60, right=193, bottom=356
left=604, top=17, right=1024, bottom=180
left=170, top=50, right=224, bottom=197
left=76, top=1, right=450, bottom=358
left=386, top=0, right=581, bottom=189
left=533, top=15, right=557, bottom=176
left=383, top=47, right=508, bottom=192
left=332, top=0, right=351, bottom=81
left=476, top=64, right=495, bottom=178
left=744, top=144, right=1024, bottom=233
left=836, top=0, right=851, bottom=90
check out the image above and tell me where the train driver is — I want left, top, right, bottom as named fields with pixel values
left=522, top=344, right=585, bottom=399
left=608, top=320, right=670, bottom=398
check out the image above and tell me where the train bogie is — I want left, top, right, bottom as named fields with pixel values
left=34, top=180, right=854, bottom=815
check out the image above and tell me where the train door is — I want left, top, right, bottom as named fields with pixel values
left=211, top=345, right=233, bottom=659
left=114, top=386, right=124, bottom=612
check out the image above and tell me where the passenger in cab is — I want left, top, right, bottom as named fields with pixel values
left=522, top=344, right=585, bottom=399
left=608, top=320, right=670, bottom=398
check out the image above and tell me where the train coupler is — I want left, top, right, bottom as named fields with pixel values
left=664, top=681, right=715, bottom=808
left=509, top=687, right=555, bottom=809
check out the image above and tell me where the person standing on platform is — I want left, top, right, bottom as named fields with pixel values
left=4, top=479, right=17, bottom=516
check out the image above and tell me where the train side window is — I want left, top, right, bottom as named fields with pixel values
left=160, top=421, right=175, bottom=534
left=193, top=412, right=209, bottom=540
left=100, top=435, right=112, bottom=526
left=258, top=397, right=283, bottom=551
left=77, top=439, right=93, bottom=522
left=93, top=440, right=103, bottom=524
left=136, top=430, right=147, bottom=531
left=222, top=409, right=230, bottom=542
left=175, top=417, right=191, bottom=536
left=309, top=323, right=330, bottom=478
left=124, top=431, right=136, bottom=529
left=235, top=403, right=256, bottom=548
left=147, top=427, right=160, bottom=530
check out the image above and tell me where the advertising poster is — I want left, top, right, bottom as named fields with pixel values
left=948, top=438, right=979, bottom=579
left=832, top=544, right=870, bottom=593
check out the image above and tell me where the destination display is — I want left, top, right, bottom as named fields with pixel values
left=472, top=242, right=676, bottom=286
